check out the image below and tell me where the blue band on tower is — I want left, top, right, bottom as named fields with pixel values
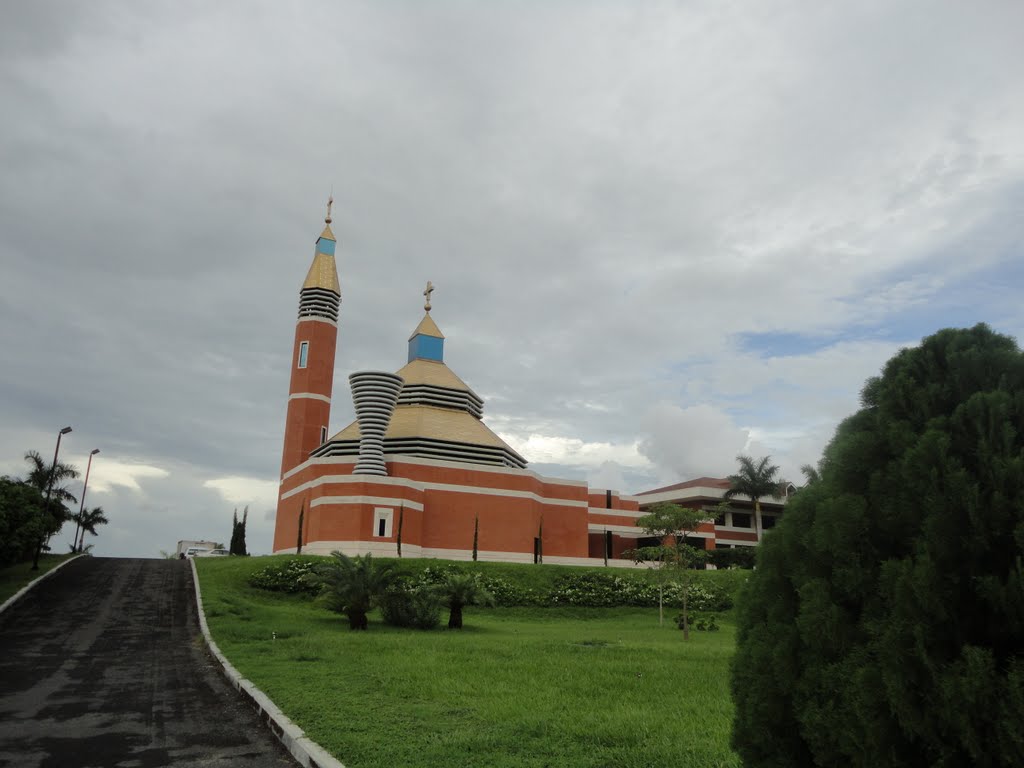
left=408, top=334, right=444, bottom=363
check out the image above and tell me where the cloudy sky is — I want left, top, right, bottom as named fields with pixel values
left=2, top=1, right=1021, bottom=558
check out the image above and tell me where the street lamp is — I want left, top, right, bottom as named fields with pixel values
left=33, top=426, right=72, bottom=570
left=72, top=448, right=100, bottom=553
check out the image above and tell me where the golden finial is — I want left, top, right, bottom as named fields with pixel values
left=325, top=193, right=333, bottom=224
left=423, top=280, right=435, bottom=312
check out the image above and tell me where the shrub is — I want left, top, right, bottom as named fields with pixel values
left=679, top=612, right=720, bottom=632
left=380, top=584, right=443, bottom=630
left=248, top=558, right=320, bottom=594
left=707, top=546, right=756, bottom=569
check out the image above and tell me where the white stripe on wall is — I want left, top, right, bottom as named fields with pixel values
left=311, top=496, right=424, bottom=511
left=281, top=473, right=588, bottom=508
left=288, top=392, right=332, bottom=404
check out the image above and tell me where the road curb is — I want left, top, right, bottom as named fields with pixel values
left=0, top=555, right=85, bottom=616
left=189, top=559, right=346, bottom=768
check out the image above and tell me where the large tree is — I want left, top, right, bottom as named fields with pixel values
left=731, top=324, right=1024, bottom=767
left=724, top=454, right=780, bottom=541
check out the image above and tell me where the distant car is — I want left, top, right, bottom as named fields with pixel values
left=195, top=548, right=231, bottom=557
left=184, top=547, right=210, bottom=558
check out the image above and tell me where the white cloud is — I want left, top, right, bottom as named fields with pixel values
left=499, top=433, right=648, bottom=469
left=203, top=476, right=279, bottom=508
left=87, top=460, right=170, bottom=493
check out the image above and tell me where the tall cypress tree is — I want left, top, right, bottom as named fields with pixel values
left=732, top=325, right=1024, bottom=767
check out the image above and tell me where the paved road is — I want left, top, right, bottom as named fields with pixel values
left=0, top=558, right=298, bottom=768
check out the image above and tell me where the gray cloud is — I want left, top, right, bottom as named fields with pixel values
left=2, top=1, right=1022, bottom=557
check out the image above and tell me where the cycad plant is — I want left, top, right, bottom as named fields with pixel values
left=440, top=571, right=494, bottom=629
left=306, top=552, right=397, bottom=630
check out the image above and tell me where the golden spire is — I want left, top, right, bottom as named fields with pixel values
left=423, top=280, right=435, bottom=313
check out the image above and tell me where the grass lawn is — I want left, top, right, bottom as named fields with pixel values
left=197, top=557, right=740, bottom=768
left=0, top=553, right=77, bottom=605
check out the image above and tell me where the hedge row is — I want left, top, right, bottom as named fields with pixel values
left=247, top=557, right=745, bottom=612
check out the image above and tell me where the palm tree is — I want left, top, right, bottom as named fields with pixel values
left=24, top=450, right=79, bottom=517
left=74, top=506, right=108, bottom=552
left=24, top=450, right=78, bottom=566
left=800, top=463, right=821, bottom=485
left=724, top=455, right=780, bottom=542
left=306, top=552, right=396, bottom=630
left=439, top=572, right=493, bottom=629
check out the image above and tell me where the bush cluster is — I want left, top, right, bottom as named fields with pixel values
left=549, top=571, right=732, bottom=611
left=247, top=558, right=320, bottom=593
left=380, top=584, right=443, bottom=630
left=249, top=557, right=736, bottom=611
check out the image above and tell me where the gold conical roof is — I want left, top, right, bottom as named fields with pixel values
left=395, top=358, right=473, bottom=392
left=302, top=252, right=340, bottom=294
left=408, top=313, right=444, bottom=340
left=331, top=405, right=516, bottom=451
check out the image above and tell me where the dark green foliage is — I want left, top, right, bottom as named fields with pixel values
left=22, top=450, right=79, bottom=567
left=681, top=612, right=720, bottom=632
left=731, top=324, right=1024, bottom=767
left=305, top=552, right=397, bottom=630
left=248, top=556, right=742, bottom=611
left=380, top=583, right=443, bottom=629
left=0, top=477, right=48, bottom=567
left=396, top=505, right=403, bottom=557
left=439, top=571, right=494, bottom=628
left=708, top=546, right=756, bottom=570
left=229, top=506, right=248, bottom=556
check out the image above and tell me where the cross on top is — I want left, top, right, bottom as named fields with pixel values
left=423, top=281, right=435, bottom=312
left=325, top=194, right=333, bottom=224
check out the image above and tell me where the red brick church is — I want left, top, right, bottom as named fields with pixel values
left=272, top=205, right=787, bottom=562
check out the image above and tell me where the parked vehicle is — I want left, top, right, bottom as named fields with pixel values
left=195, top=549, right=230, bottom=557
left=176, top=539, right=219, bottom=558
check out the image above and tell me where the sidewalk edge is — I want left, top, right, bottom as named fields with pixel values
left=189, top=559, right=346, bottom=768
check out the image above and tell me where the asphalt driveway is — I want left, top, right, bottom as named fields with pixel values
left=0, top=557, right=298, bottom=768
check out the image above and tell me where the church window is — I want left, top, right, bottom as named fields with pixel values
left=320, top=426, right=327, bottom=445
left=373, top=508, right=393, bottom=538
left=298, top=341, right=309, bottom=368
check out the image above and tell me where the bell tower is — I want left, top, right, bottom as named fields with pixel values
left=279, top=198, right=341, bottom=479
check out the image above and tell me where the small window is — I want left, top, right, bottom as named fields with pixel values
left=761, top=515, right=777, bottom=530
left=320, top=426, right=327, bottom=445
left=298, top=341, right=309, bottom=369
left=373, top=507, right=393, bottom=538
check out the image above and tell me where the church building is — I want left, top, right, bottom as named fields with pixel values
left=272, top=205, right=786, bottom=562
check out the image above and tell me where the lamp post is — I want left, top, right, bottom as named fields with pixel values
left=32, top=426, right=72, bottom=570
left=72, top=448, right=99, bottom=553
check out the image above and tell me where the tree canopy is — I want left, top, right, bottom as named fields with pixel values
left=731, top=324, right=1024, bottom=767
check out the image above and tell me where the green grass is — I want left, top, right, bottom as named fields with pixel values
left=197, top=557, right=740, bottom=768
left=0, top=553, right=78, bottom=604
